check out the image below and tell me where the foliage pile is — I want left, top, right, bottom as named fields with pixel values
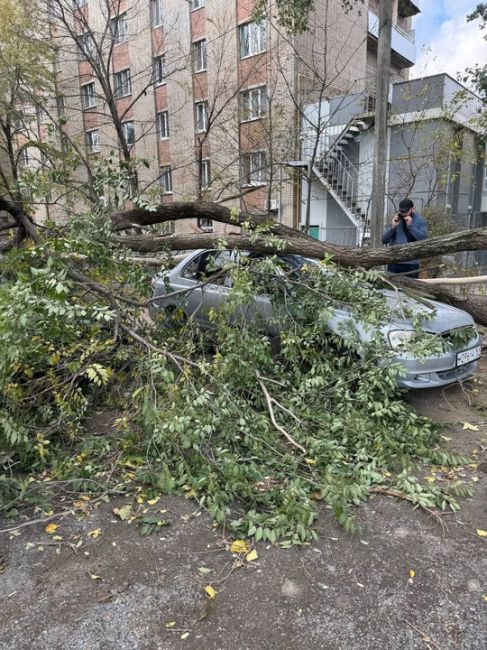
left=0, top=229, right=472, bottom=542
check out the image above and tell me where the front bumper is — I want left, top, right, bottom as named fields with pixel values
left=395, top=336, right=482, bottom=389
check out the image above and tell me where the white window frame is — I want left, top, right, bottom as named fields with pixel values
left=191, top=0, right=205, bottom=10
left=86, top=129, right=100, bottom=153
left=193, top=39, right=207, bottom=73
left=159, top=166, right=172, bottom=194
left=78, top=33, right=94, bottom=58
left=81, top=82, right=96, bottom=109
left=240, top=21, right=267, bottom=59
left=153, top=54, right=166, bottom=86
left=111, top=12, right=128, bottom=44
left=195, top=101, right=208, bottom=133
left=19, top=148, right=30, bottom=167
left=121, top=120, right=135, bottom=146
left=114, top=69, right=131, bottom=97
left=157, top=111, right=169, bottom=139
left=241, top=85, right=267, bottom=122
left=151, top=0, right=163, bottom=27
left=241, top=151, right=267, bottom=186
left=200, top=159, right=211, bottom=190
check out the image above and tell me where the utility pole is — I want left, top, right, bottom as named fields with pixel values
left=369, top=0, right=393, bottom=248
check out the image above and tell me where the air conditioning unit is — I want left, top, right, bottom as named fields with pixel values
left=266, top=199, right=279, bottom=211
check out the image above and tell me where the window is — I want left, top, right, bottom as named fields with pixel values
left=153, top=55, right=166, bottom=85
left=114, top=69, right=131, bottom=97
left=77, top=33, right=94, bottom=58
left=110, top=12, right=128, bottom=44
left=121, top=121, right=135, bottom=146
left=241, top=151, right=266, bottom=186
left=195, top=101, right=208, bottom=132
left=19, top=148, right=30, bottom=167
left=159, top=166, right=172, bottom=194
left=241, top=85, right=267, bottom=121
left=86, top=129, right=100, bottom=153
left=157, top=111, right=169, bottom=139
left=240, top=21, right=267, bottom=58
left=56, top=95, right=65, bottom=117
left=191, top=0, right=205, bottom=9
left=197, top=217, right=213, bottom=231
left=151, top=0, right=163, bottom=26
left=193, top=39, right=207, bottom=73
left=36, top=105, right=47, bottom=124
left=200, top=159, right=211, bottom=190
left=81, top=82, right=96, bottom=109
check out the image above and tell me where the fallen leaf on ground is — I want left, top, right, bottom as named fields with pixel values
left=463, top=422, right=479, bottom=431
left=164, top=622, right=176, bottom=629
left=204, top=585, right=217, bottom=599
left=88, top=528, right=101, bottom=539
left=197, top=567, right=212, bottom=575
left=113, top=504, right=132, bottom=521
left=52, top=535, right=63, bottom=541
left=45, top=523, right=58, bottom=534
left=409, top=569, right=416, bottom=579
left=230, top=539, right=249, bottom=554
left=89, top=573, right=101, bottom=580
left=476, top=529, right=487, bottom=537
left=246, top=549, right=258, bottom=562
left=180, top=633, right=189, bottom=640
left=147, top=497, right=159, bottom=505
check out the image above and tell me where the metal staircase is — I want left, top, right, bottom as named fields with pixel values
left=313, top=118, right=371, bottom=237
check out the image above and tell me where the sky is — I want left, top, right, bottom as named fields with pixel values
left=411, top=0, right=487, bottom=84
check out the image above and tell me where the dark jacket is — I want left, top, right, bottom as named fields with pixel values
left=382, top=212, right=428, bottom=265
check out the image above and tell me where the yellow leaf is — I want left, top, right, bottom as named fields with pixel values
left=80, top=495, right=91, bottom=501
left=90, top=573, right=101, bottom=580
left=45, top=523, right=58, bottom=534
left=88, top=528, right=101, bottom=539
left=409, top=569, right=415, bottom=579
left=204, top=585, right=217, bottom=599
left=425, top=476, right=435, bottom=484
left=476, top=529, right=487, bottom=537
left=147, top=497, right=159, bottom=505
left=483, top=595, right=487, bottom=602
left=463, top=422, right=479, bottom=431
left=52, top=535, right=63, bottom=541
left=164, top=622, right=176, bottom=628
left=305, top=458, right=315, bottom=465
left=230, top=539, right=249, bottom=554
left=136, top=496, right=145, bottom=504
left=180, top=633, right=189, bottom=640
left=246, top=549, right=258, bottom=562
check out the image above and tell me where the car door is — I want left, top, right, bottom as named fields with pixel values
left=180, top=250, right=233, bottom=327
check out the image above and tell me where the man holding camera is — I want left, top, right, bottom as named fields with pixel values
left=381, top=198, right=428, bottom=278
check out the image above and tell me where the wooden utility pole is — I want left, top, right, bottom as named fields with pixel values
left=369, top=0, right=393, bottom=248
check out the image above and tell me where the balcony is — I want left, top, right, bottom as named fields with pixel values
left=368, top=10, right=416, bottom=68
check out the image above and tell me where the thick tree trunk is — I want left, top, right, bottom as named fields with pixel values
left=111, top=202, right=487, bottom=269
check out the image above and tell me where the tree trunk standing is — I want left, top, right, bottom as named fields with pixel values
left=369, top=0, right=393, bottom=248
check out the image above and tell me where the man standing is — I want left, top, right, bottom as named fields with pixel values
left=382, top=198, right=428, bottom=278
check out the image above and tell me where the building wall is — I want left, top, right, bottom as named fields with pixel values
left=38, top=0, right=417, bottom=239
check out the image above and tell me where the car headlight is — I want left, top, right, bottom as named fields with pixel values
left=388, top=329, right=416, bottom=349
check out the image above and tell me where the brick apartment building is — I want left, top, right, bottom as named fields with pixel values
left=24, top=0, right=419, bottom=234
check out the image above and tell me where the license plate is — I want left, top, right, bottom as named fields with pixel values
left=456, top=345, right=482, bottom=367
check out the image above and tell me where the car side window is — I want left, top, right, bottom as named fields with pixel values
left=181, top=251, right=232, bottom=283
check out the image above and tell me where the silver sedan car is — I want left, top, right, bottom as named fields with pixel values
left=151, top=249, right=482, bottom=389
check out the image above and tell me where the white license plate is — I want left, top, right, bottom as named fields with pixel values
left=456, top=345, right=482, bottom=367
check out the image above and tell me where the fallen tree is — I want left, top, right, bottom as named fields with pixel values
left=3, top=198, right=487, bottom=325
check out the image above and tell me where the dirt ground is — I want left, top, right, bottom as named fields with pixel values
left=1, top=361, right=487, bottom=650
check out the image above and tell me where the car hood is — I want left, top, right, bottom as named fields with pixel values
left=383, top=289, right=474, bottom=334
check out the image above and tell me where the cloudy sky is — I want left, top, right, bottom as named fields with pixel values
left=412, top=0, right=487, bottom=84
